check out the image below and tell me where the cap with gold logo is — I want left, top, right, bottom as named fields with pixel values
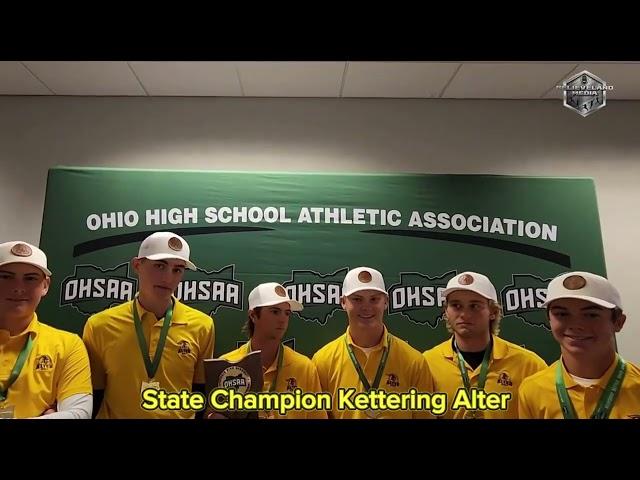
left=542, top=271, right=622, bottom=309
left=137, top=232, right=196, bottom=270
left=248, top=282, right=303, bottom=311
left=443, top=271, right=497, bottom=302
left=0, top=241, right=51, bottom=276
left=342, top=266, right=387, bottom=297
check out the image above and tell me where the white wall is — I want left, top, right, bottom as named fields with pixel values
left=1, top=96, right=638, bottom=362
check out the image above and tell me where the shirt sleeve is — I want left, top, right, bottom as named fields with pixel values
left=193, top=317, right=215, bottom=385
left=305, top=362, right=328, bottom=419
left=311, top=351, right=328, bottom=392
left=57, top=334, right=93, bottom=401
left=517, top=380, right=535, bottom=419
left=412, top=355, right=437, bottom=419
left=82, top=318, right=106, bottom=390
left=32, top=393, right=93, bottom=420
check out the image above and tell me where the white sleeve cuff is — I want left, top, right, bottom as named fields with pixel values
left=33, top=393, right=93, bottom=419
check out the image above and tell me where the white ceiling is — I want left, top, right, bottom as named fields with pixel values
left=1, top=61, right=638, bottom=99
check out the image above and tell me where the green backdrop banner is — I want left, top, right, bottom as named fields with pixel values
left=38, top=167, right=607, bottom=364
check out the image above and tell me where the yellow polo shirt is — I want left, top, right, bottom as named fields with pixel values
left=312, top=327, right=435, bottom=419
left=518, top=357, right=640, bottom=419
left=423, top=335, right=547, bottom=419
left=0, top=313, right=92, bottom=418
left=83, top=297, right=214, bottom=419
left=221, top=342, right=327, bottom=419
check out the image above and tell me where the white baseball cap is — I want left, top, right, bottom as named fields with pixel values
left=248, top=282, right=303, bottom=311
left=137, top=232, right=197, bottom=270
left=342, top=267, right=387, bottom=297
left=443, top=272, right=497, bottom=302
left=0, top=241, right=52, bottom=276
left=542, top=271, right=622, bottom=309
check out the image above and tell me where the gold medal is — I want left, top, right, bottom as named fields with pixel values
left=365, top=408, right=381, bottom=419
left=140, top=380, right=160, bottom=395
left=259, top=410, right=277, bottom=420
left=0, top=405, right=15, bottom=419
left=463, top=409, right=484, bottom=419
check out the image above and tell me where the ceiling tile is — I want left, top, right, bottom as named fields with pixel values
left=0, top=62, right=51, bottom=95
left=444, top=63, right=577, bottom=99
left=236, top=62, right=345, bottom=97
left=543, top=63, right=640, bottom=100
left=342, top=62, right=460, bottom=98
left=22, top=61, right=146, bottom=96
left=129, top=61, right=242, bottom=96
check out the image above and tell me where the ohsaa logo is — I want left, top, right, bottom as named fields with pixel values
left=176, top=264, right=243, bottom=315
left=60, top=263, right=243, bottom=316
left=60, top=263, right=137, bottom=315
left=388, top=271, right=457, bottom=327
left=282, top=268, right=459, bottom=327
left=283, top=268, right=348, bottom=325
left=219, top=366, right=252, bottom=394
left=500, top=274, right=552, bottom=329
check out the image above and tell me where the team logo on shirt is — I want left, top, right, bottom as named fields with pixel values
left=387, top=270, right=457, bottom=327
left=497, top=371, right=513, bottom=387
left=386, top=373, right=400, bottom=387
left=177, top=340, right=191, bottom=355
left=500, top=274, right=552, bottom=329
left=286, top=377, right=298, bottom=391
left=35, top=355, right=53, bottom=371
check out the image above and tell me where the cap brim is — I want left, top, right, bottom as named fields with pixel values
left=144, top=254, right=197, bottom=271
left=0, top=260, right=51, bottom=277
left=542, top=294, right=617, bottom=309
left=443, top=286, right=495, bottom=302
left=251, top=299, right=304, bottom=312
left=342, top=286, right=388, bottom=297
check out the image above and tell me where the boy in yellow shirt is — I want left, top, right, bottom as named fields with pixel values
left=519, top=271, right=640, bottom=419
left=83, top=232, right=214, bottom=419
left=221, top=282, right=326, bottom=419
left=0, top=241, right=92, bottom=419
left=313, top=267, right=434, bottom=419
left=424, top=271, right=546, bottom=419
